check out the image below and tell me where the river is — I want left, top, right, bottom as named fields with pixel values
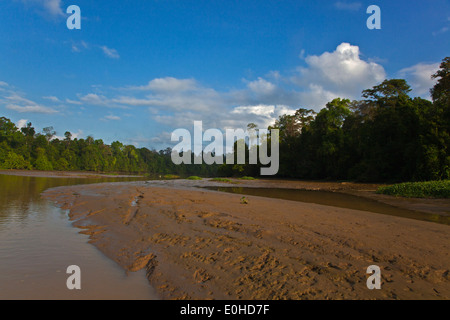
left=0, top=173, right=158, bottom=300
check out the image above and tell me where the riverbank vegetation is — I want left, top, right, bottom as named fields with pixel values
left=219, top=57, right=450, bottom=183
left=377, top=180, right=450, bottom=198
left=0, top=120, right=218, bottom=176
left=1, top=57, right=448, bottom=184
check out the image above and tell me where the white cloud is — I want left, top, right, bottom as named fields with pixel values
left=11, top=42, right=390, bottom=145
left=112, top=96, right=156, bottom=106
left=231, top=104, right=296, bottom=129
left=247, top=78, right=277, bottom=95
left=100, top=46, right=120, bottom=59
left=67, top=43, right=387, bottom=124
left=43, top=96, right=61, bottom=102
left=292, top=42, right=386, bottom=107
left=398, top=62, right=440, bottom=98
left=1, top=92, right=58, bottom=114
left=53, top=129, right=84, bottom=141
left=116, top=79, right=224, bottom=112
left=79, top=93, right=109, bottom=106
left=16, top=119, right=28, bottom=129
left=297, top=84, right=339, bottom=111
left=232, top=105, right=276, bottom=117
left=66, top=98, right=83, bottom=105
left=71, top=130, right=83, bottom=139
left=149, top=131, right=173, bottom=148
left=102, top=115, right=121, bottom=121
left=6, top=104, right=58, bottom=114
left=0, top=81, right=8, bottom=87
left=65, top=43, right=386, bottom=133
left=44, top=0, right=64, bottom=16
left=20, top=0, right=64, bottom=17
left=132, top=77, right=198, bottom=92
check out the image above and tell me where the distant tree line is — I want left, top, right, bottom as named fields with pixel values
left=220, top=57, right=449, bottom=182
left=1, top=57, right=448, bottom=182
left=0, top=118, right=219, bottom=176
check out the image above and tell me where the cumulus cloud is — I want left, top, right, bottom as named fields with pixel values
left=292, top=42, right=386, bottom=107
left=231, top=105, right=296, bottom=129
left=399, top=62, right=440, bottom=98
left=49, top=42, right=391, bottom=145
left=247, top=78, right=277, bottom=95
left=1, top=92, right=58, bottom=114
left=20, top=0, right=64, bottom=17
left=63, top=43, right=387, bottom=134
left=16, top=119, right=28, bottom=129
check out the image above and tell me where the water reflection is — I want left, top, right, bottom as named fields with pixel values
left=0, top=173, right=158, bottom=300
left=205, top=187, right=450, bottom=226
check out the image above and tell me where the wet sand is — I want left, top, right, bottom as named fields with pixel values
left=42, top=179, right=450, bottom=300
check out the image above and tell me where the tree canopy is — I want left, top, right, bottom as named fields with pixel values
left=220, top=57, right=449, bottom=182
left=2, top=57, right=449, bottom=182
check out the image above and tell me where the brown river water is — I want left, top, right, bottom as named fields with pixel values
left=0, top=174, right=158, bottom=300
left=205, top=186, right=450, bottom=225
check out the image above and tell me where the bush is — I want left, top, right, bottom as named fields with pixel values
left=34, top=155, right=53, bottom=171
left=3, top=152, right=31, bottom=169
left=376, top=180, right=450, bottom=198
left=210, top=178, right=239, bottom=184
left=239, top=176, right=257, bottom=180
left=186, top=176, right=202, bottom=180
left=55, top=158, right=70, bottom=171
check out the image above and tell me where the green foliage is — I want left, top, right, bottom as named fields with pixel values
left=163, top=174, right=180, bottom=179
left=211, top=178, right=233, bottom=183
left=0, top=56, right=448, bottom=182
left=3, top=152, right=31, bottom=169
left=35, top=155, right=53, bottom=171
left=376, top=180, right=450, bottom=199
left=0, top=117, right=219, bottom=176
left=239, top=176, right=257, bottom=180
left=224, top=59, right=449, bottom=183
left=186, top=176, right=202, bottom=180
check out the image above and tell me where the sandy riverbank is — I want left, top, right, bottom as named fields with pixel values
left=42, top=178, right=450, bottom=300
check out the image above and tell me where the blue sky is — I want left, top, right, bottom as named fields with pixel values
left=0, top=0, right=449, bottom=150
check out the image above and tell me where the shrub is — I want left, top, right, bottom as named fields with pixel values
left=376, top=180, right=450, bottom=198
left=3, top=152, right=31, bottom=169
left=186, top=176, right=202, bottom=180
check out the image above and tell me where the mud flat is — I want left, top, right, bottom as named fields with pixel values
left=42, top=179, right=450, bottom=300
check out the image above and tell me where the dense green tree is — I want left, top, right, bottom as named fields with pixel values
left=1, top=58, right=448, bottom=181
